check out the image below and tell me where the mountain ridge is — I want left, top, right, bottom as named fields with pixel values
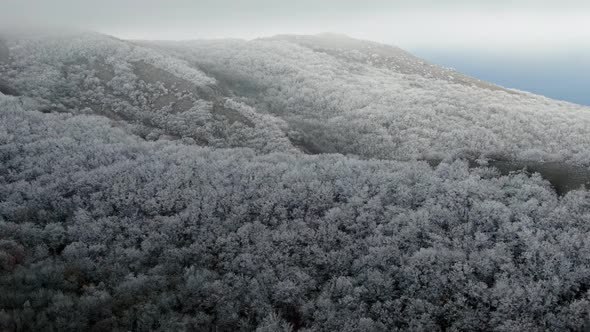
left=261, top=33, right=522, bottom=95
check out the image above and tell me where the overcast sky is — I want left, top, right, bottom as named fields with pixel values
left=1, top=0, right=589, bottom=51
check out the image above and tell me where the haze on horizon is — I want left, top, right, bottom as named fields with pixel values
left=1, top=0, right=589, bottom=51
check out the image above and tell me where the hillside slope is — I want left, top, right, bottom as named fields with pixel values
left=4, top=31, right=590, bottom=164
left=145, top=34, right=590, bottom=164
left=0, top=31, right=294, bottom=153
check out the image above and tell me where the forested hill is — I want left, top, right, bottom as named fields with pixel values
left=2, top=31, right=590, bottom=163
left=2, top=30, right=590, bottom=331
left=142, top=34, right=590, bottom=164
left=0, top=31, right=295, bottom=153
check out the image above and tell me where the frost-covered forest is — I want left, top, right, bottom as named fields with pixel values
left=2, top=31, right=590, bottom=331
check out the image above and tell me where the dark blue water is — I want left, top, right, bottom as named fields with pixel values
left=412, top=49, right=590, bottom=106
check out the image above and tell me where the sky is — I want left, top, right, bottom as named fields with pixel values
left=1, top=0, right=588, bottom=104
left=1, top=0, right=588, bottom=50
